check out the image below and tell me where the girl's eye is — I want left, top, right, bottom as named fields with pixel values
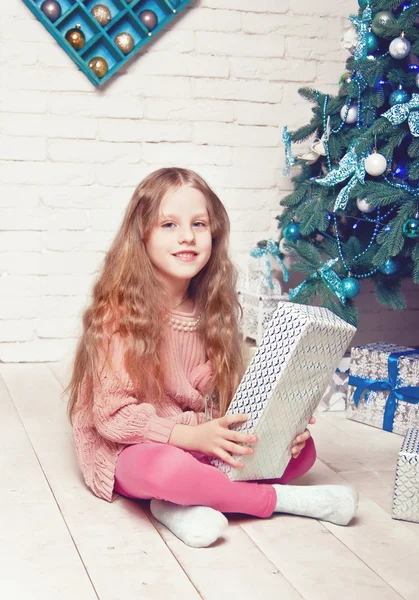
left=193, top=221, right=207, bottom=228
left=161, top=222, right=175, bottom=228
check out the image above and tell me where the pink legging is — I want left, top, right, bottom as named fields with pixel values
left=114, top=437, right=316, bottom=519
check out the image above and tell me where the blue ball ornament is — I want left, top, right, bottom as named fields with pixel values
left=358, top=0, right=368, bottom=8
left=378, top=258, right=400, bottom=275
left=282, top=222, right=301, bottom=242
left=366, top=32, right=379, bottom=54
left=402, top=217, right=419, bottom=238
left=342, top=277, right=360, bottom=299
left=389, top=88, right=410, bottom=106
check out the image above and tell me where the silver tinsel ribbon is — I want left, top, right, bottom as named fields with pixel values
left=250, top=238, right=290, bottom=287
left=289, top=258, right=346, bottom=305
left=349, top=5, right=372, bottom=61
left=382, top=93, right=419, bottom=137
left=282, top=126, right=296, bottom=176
left=313, top=142, right=367, bottom=211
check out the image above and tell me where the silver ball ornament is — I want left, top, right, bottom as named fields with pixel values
left=389, top=35, right=411, bottom=60
left=340, top=104, right=358, bottom=124
left=41, top=0, right=62, bottom=22
left=415, top=72, right=419, bottom=88
left=114, top=32, right=134, bottom=54
left=356, top=198, right=374, bottom=213
left=139, top=9, right=158, bottom=31
left=91, top=4, right=112, bottom=26
left=365, top=152, right=387, bottom=176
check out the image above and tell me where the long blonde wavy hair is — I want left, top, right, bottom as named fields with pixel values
left=66, top=167, right=245, bottom=423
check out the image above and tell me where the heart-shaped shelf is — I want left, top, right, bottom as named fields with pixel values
left=23, top=0, right=193, bottom=86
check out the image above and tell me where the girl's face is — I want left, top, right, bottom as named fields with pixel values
left=145, top=185, right=212, bottom=292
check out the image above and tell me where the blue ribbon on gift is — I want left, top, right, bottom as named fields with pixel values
left=348, top=350, right=419, bottom=432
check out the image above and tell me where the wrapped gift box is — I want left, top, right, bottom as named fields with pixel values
left=238, top=265, right=289, bottom=345
left=211, top=301, right=356, bottom=481
left=346, top=343, right=419, bottom=436
left=392, top=428, right=419, bottom=523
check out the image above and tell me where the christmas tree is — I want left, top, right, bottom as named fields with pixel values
left=264, top=0, right=419, bottom=326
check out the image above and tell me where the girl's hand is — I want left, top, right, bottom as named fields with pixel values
left=183, top=414, right=257, bottom=469
left=291, top=416, right=316, bottom=459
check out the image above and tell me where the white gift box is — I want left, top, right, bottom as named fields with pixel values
left=238, top=263, right=289, bottom=345
left=211, top=302, right=356, bottom=481
left=392, top=428, right=419, bottom=523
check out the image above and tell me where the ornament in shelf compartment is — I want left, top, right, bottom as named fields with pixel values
left=88, top=56, right=108, bottom=78
left=402, top=217, right=419, bottom=239
left=114, top=32, right=134, bottom=54
left=356, top=198, right=374, bottom=213
left=40, top=1, right=61, bottom=22
left=23, top=0, right=194, bottom=87
left=340, top=104, right=358, bottom=124
left=389, top=33, right=411, bottom=60
left=139, top=9, right=158, bottom=32
left=365, top=151, right=387, bottom=176
left=65, top=24, right=86, bottom=50
left=91, top=4, right=111, bottom=26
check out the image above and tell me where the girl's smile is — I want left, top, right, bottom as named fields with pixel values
left=172, top=252, right=199, bottom=262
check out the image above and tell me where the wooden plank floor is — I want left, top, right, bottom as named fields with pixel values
left=1, top=363, right=419, bottom=600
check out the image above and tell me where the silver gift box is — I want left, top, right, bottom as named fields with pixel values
left=392, top=428, right=419, bottom=523
left=346, top=343, right=419, bottom=436
left=211, top=302, right=356, bottom=481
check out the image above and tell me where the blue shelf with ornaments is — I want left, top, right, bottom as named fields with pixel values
left=23, top=0, right=193, bottom=86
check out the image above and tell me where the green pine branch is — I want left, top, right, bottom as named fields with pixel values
left=373, top=277, right=406, bottom=310
left=412, top=244, right=419, bottom=284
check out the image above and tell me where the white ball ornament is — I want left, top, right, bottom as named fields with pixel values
left=416, top=72, right=419, bottom=88
left=279, top=237, right=292, bottom=255
left=365, top=152, right=387, bottom=176
left=356, top=198, right=375, bottom=213
left=340, top=104, right=358, bottom=124
left=389, top=34, right=411, bottom=60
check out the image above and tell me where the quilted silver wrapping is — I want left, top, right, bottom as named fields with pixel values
left=392, top=428, right=419, bottom=523
left=210, top=302, right=356, bottom=481
left=346, top=343, right=419, bottom=436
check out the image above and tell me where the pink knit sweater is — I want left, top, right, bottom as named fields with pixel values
left=72, top=306, right=216, bottom=502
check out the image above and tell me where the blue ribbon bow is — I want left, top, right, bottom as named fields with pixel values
left=348, top=350, right=419, bottom=432
left=289, top=257, right=346, bottom=304
left=382, top=93, right=419, bottom=137
left=349, top=5, right=372, bottom=61
left=313, top=141, right=369, bottom=211
left=250, top=238, right=289, bottom=288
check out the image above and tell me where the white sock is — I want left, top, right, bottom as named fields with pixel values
left=273, top=484, right=359, bottom=526
left=150, top=499, right=228, bottom=548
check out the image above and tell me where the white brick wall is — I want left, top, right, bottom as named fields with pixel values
left=0, top=0, right=418, bottom=363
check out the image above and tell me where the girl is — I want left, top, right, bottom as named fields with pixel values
left=67, top=168, right=358, bottom=548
